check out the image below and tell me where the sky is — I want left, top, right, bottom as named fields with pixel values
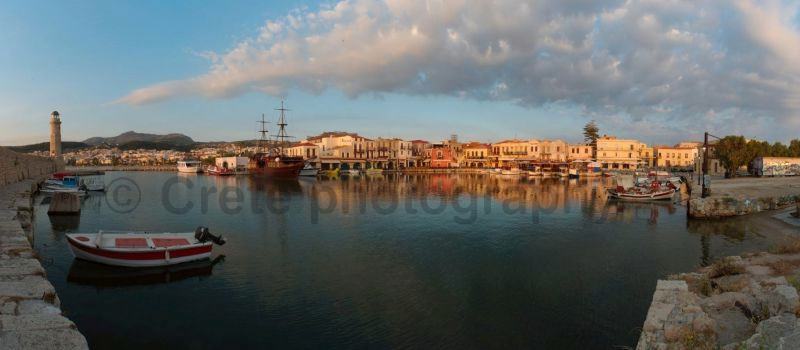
left=2, top=0, right=800, bottom=146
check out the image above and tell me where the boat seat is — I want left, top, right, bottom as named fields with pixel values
left=151, top=238, right=190, bottom=248
left=115, top=238, right=148, bottom=248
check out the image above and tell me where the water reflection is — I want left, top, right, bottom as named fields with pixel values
left=67, top=255, right=225, bottom=288
left=33, top=172, right=790, bottom=350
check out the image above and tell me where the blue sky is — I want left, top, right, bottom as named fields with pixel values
left=2, top=0, right=800, bottom=146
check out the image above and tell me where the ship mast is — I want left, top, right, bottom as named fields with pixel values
left=273, top=100, right=293, bottom=155
left=257, top=113, right=269, bottom=154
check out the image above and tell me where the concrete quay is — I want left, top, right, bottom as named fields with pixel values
left=0, top=179, right=88, bottom=349
left=688, top=177, right=800, bottom=219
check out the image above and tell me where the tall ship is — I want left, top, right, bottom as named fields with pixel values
left=248, top=101, right=305, bottom=178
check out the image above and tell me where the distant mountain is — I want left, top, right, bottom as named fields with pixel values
left=83, top=131, right=194, bottom=146
left=8, top=142, right=90, bottom=153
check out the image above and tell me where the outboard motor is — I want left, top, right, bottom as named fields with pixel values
left=195, top=226, right=226, bottom=245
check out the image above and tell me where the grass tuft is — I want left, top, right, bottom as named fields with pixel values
left=708, top=257, right=745, bottom=278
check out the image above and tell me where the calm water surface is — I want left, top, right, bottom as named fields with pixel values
left=33, top=172, right=786, bottom=349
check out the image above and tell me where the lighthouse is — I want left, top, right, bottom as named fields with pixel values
left=49, top=110, right=62, bottom=158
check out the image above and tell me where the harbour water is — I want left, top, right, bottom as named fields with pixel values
left=34, top=172, right=787, bottom=349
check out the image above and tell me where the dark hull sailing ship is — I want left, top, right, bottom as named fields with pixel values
left=249, top=100, right=305, bottom=178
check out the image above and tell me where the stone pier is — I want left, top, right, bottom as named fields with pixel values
left=688, top=177, right=800, bottom=219
left=0, top=147, right=87, bottom=349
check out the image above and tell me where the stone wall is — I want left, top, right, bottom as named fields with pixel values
left=689, top=195, right=800, bottom=219
left=0, top=147, right=62, bottom=187
left=0, top=179, right=88, bottom=349
left=637, top=254, right=800, bottom=349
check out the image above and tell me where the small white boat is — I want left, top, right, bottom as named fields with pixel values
left=500, top=168, right=522, bottom=176
left=527, top=170, right=542, bottom=177
left=41, top=186, right=87, bottom=197
left=299, top=164, right=319, bottom=177
left=177, top=160, right=203, bottom=173
left=82, top=177, right=106, bottom=191
left=568, top=168, right=579, bottom=178
left=347, top=169, right=361, bottom=176
left=66, top=227, right=225, bottom=267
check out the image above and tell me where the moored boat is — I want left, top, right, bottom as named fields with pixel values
left=299, top=164, right=319, bottom=177
left=177, top=160, right=203, bottom=173
left=248, top=101, right=305, bottom=178
left=606, top=175, right=675, bottom=201
left=207, top=165, right=235, bottom=176
left=66, top=227, right=226, bottom=267
left=606, top=187, right=676, bottom=201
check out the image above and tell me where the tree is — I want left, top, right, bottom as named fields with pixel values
left=789, top=139, right=800, bottom=157
left=770, top=142, right=790, bottom=157
left=583, top=120, right=600, bottom=145
left=714, top=136, right=750, bottom=177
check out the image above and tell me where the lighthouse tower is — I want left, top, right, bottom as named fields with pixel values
left=49, top=111, right=62, bottom=158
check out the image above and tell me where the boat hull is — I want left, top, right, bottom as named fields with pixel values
left=606, top=188, right=675, bottom=201
left=66, top=234, right=213, bottom=267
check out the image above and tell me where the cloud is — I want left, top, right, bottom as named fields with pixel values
left=116, top=0, right=800, bottom=140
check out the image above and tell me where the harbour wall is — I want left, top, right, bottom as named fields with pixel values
left=687, top=177, right=800, bottom=219
left=0, top=148, right=86, bottom=349
left=0, top=147, right=62, bottom=186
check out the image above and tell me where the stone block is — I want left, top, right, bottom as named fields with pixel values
left=0, top=314, right=75, bottom=331
left=16, top=300, right=61, bottom=316
left=0, top=328, right=88, bottom=350
left=0, top=258, right=44, bottom=277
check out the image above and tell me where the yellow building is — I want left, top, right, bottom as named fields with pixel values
left=567, top=144, right=594, bottom=161
left=656, top=145, right=699, bottom=168
left=461, top=142, right=492, bottom=168
left=596, top=135, right=650, bottom=170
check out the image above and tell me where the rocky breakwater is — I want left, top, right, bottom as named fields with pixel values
left=637, top=245, right=800, bottom=349
left=0, top=149, right=86, bottom=348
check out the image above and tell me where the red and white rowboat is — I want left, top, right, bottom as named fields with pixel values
left=66, top=227, right=226, bottom=267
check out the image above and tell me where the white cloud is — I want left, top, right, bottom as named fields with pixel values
left=116, top=0, right=800, bottom=140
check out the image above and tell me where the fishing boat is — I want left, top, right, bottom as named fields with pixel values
left=607, top=187, right=676, bottom=201
left=347, top=169, right=361, bottom=176
left=41, top=186, right=87, bottom=197
left=66, top=227, right=226, bottom=267
left=606, top=175, right=675, bottom=201
left=568, top=168, right=579, bottom=178
left=206, top=165, right=235, bottom=176
left=500, top=167, right=523, bottom=176
left=299, top=164, right=319, bottom=177
left=177, top=160, right=203, bottom=173
left=248, top=101, right=305, bottom=178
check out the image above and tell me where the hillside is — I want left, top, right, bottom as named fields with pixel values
left=83, top=131, right=194, bottom=146
left=7, top=141, right=90, bottom=153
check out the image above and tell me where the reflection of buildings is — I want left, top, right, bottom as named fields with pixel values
left=297, top=174, right=613, bottom=217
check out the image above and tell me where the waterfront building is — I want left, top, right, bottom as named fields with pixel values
left=286, top=142, right=319, bottom=165
left=568, top=144, right=594, bottom=161
left=596, top=135, right=650, bottom=170
left=538, top=139, right=568, bottom=162
left=410, top=140, right=431, bottom=167
left=461, top=142, right=491, bottom=168
left=655, top=143, right=700, bottom=168
left=427, top=144, right=457, bottom=168
left=49, top=110, right=62, bottom=158
left=492, top=139, right=533, bottom=167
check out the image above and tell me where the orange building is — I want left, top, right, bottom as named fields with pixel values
left=427, top=145, right=457, bottom=168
